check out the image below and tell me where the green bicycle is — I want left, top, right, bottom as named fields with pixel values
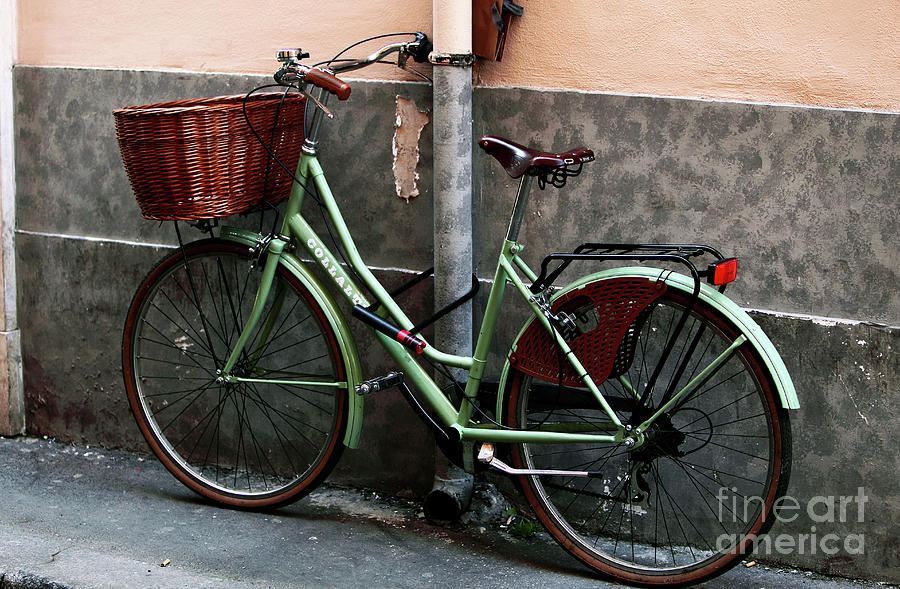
left=119, top=33, right=798, bottom=586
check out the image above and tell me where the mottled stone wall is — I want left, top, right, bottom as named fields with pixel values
left=472, top=88, right=898, bottom=324
left=13, top=67, right=898, bottom=579
left=13, top=68, right=438, bottom=496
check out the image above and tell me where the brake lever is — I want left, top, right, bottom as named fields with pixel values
left=276, top=65, right=335, bottom=119
left=398, top=34, right=434, bottom=83
left=408, top=32, right=433, bottom=63
left=301, top=88, right=334, bottom=119
left=398, top=51, right=432, bottom=83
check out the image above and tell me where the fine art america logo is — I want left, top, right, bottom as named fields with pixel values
left=716, top=487, right=868, bottom=556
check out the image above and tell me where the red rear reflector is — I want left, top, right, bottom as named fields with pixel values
left=708, top=258, right=738, bottom=285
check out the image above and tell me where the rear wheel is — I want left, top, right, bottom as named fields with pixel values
left=123, top=239, right=348, bottom=508
left=507, top=286, right=791, bottom=586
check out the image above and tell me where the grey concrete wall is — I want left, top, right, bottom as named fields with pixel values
left=472, top=88, right=898, bottom=324
left=13, top=66, right=898, bottom=580
left=13, top=67, right=439, bottom=496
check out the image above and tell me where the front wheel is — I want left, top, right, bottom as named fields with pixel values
left=123, top=239, right=348, bottom=508
left=506, top=285, right=791, bottom=586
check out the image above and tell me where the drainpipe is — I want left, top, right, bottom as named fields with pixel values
left=423, top=0, right=475, bottom=522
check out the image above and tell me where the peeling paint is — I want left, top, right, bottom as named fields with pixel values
left=392, top=96, right=429, bottom=201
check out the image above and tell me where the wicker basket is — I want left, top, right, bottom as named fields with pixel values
left=114, top=93, right=305, bottom=220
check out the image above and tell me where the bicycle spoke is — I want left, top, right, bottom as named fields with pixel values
left=142, top=382, right=215, bottom=408
left=246, top=298, right=310, bottom=361
left=138, top=334, right=215, bottom=362
left=242, top=386, right=305, bottom=475
left=508, top=283, right=789, bottom=584
left=144, top=301, right=213, bottom=360
left=166, top=385, right=231, bottom=457
left=125, top=242, right=347, bottom=506
left=154, top=286, right=215, bottom=357
left=198, top=259, right=233, bottom=353
left=251, top=331, right=324, bottom=365
left=136, top=353, right=215, bottom=377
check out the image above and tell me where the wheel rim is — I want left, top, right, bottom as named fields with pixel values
left=510, top=292, right=784, bottom=582
left=126, top=243, right=345, bottom=502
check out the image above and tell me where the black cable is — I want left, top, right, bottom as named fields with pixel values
left=415, top=349, right=513, bottom=430
left=241, top=84, right=323, bottom=207
left=259, top=87, right=290, bottom=235
left=240, top=34, right=435, bottom=327
left=320, top=32, right=419, bottom=68
left=310, top=174, right=375, bottom=299
left=241, top=84, right=376, bottom=301
left=313, top=58, right=397, bottom=68
left=414, top=346, right=525, bottom=432
left=260, top=88, right=287, bottom=204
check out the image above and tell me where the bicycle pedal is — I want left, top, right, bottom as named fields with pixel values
left=355, top=372, right=405, bottom=395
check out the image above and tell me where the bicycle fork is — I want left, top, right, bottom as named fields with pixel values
left=217, top=237, right=289, bottom=384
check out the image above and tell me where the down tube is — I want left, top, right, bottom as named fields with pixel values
left=284, top=213, right=461, bottom=429
left=302, top=160, right=473, bottom=371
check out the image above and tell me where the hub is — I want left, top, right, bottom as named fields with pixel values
left=631, top=414, right=688, bottom=463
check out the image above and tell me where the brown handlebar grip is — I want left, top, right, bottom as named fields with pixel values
left=304, top=68, right=351, bottom=101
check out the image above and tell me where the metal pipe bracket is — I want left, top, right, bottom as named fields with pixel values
left=429, top=52, right=476, bottom=66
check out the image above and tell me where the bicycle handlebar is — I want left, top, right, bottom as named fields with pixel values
left=330, top=32, right=431, bottom=73
left=302, top=67, right=352, bottom=100
left=273, top=63, right=351, bottom=100
left=274, top=32, right=431, bottom=102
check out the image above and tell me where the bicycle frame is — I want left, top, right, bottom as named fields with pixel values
left=212, top=86, right=798, bottom=455
left=218, top=149, right=631, bottom=447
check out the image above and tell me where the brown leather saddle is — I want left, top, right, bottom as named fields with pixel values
left=478, top=135, right=594, bottom=179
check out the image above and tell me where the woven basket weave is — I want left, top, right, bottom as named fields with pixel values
left=114, top=93, right=305, bottom=220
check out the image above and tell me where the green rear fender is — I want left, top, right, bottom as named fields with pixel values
left=222, top=228, right=365, bottom=449
left=495, top=267, right=800, bottom=419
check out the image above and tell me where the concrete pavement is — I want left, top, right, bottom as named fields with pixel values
left=0, top=436, right=893, bottom=589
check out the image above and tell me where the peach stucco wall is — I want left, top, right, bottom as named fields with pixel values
left=481, top=1, right=900, bottom=111
left=15, top=0, right=900, bottom=111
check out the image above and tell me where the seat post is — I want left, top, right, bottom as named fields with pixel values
left=506, top=174, right=534, bottom=242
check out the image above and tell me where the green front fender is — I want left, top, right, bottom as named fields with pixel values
left=496, top=267, right=799, bottom=419
left=221, top=227, right=365, bottom=449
